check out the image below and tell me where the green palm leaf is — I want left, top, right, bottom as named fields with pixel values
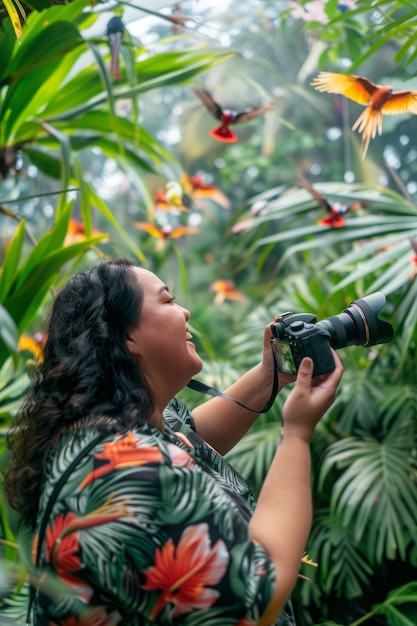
left=320, top=432, right=417, bottom=561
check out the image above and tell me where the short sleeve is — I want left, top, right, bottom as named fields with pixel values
left=64, top=429, right=278, bottom=625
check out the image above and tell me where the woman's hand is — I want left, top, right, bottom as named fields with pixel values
left=259, top=320, right=297, bottom=392
left=282, top=350, right=344, bottom=442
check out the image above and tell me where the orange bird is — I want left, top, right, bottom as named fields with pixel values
left=133, top=221, right=200, bottom=250
left=311, top=72, right=417, bottom=158
left=194, top=88, right=271, bottom=143
left=64, top=218, right=108, bottom=246
left=180, top=173, right=230, bottom=209
left=209, top=280, right=248, bottom=305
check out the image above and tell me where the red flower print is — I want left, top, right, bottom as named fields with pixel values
left=142, top=523, right=229, bottom=619
left=44, top=495, right=133, bottom=600
left=78, top=432, right=164, bottom=489
left=44, top=512, right=92, bottom=601
left=46, top=512, right=81, bottom=572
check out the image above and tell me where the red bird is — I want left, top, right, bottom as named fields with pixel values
left=296, top=173, right=366, bottom=228
left=311, top=72, right=417, bottom=158
left=194, top=88, right=271, bottom=143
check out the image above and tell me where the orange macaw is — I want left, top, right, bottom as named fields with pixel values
left=194, top=88, right=271, bottom=143
left=311, top=71, right=417, bottom=158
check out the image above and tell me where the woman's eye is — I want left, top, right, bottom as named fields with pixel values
left=168, top=296, right=176, bottom=303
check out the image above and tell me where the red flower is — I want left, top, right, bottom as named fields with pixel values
left=78, top=432, right=164, bottom=489
left=45, top=512, right=81, bottom=573
left=142, top=523, right=229, bottom=619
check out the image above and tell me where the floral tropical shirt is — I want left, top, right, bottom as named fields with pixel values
left=33, top=398, right=296, bottom=626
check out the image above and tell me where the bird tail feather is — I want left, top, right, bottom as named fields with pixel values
left=210, top=126, right=238, bottom=143
left=352, top=108, right=382, bottom=159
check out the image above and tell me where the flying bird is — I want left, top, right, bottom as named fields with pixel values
left=209, top=280, right=248, bottom=305
left=180, top=173, right=230, bottom=209
left=194, top=88, right=271, bottom=143
left=311, top=72, right=417, bottom=158
left=133, top=221, right=200, bottom=250
left=107, top=16, right=125, bottom=80
left=296, top=172, right=367, bottom=228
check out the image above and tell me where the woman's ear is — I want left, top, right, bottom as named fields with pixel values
left=125, top=331, right=141, bottom=357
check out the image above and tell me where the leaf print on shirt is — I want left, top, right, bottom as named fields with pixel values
left=77, top=431, right=164, bottom=489
left=44, top=496, right=133, bottom=599
left=49, top=605, right=122, bottom=626
left=142, top=522, right=229, bottom=619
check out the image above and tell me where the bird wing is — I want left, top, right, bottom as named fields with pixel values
left=171, top=226, right=201, bottom=238
left=311, top=72, right=378, bottom=105
left=381, top=90, right=417, bottom=115
left=193, top=88, right=223, bottom=120
left=295, top=172, right=332, bottom=213
left=132, top=222, right=163, bottom=238
left=232, top=106, right=271, bottom=124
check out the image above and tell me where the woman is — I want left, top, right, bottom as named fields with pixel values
left=4, top=258, right=343, bottom=626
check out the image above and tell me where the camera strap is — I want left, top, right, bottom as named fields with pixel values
left=187, top=344, right=280, bottom=414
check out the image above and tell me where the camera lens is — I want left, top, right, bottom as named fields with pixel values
left=318, top=292, right=393, bottom=349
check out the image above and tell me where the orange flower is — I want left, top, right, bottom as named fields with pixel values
left=77, top=432, right=164, bottom=490
left=142, top=523, right=229, bottom=619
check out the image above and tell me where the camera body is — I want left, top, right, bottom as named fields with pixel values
left=271, top=312, right=336, bottom=377
left=271, top=292, right=394, bottom=377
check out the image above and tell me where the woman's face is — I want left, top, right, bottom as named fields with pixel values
left=126, top=267, right=203, bottom=407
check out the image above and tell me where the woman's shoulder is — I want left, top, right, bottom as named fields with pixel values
left=163, top=397, right=196, bottom=432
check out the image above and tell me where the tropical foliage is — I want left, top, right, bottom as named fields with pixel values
left=1, top=0, right=417, bottom=625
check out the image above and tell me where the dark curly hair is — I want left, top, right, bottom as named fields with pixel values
left=4, top=258, right=154, bottom=529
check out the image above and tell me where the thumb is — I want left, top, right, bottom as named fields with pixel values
left=296, top=357, right=314, bottom=385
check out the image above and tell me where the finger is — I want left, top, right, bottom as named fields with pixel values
left=295, top=357, right=314, bottom=386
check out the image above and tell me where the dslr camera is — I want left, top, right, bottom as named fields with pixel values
left=271, top=292, right=393, bottom=377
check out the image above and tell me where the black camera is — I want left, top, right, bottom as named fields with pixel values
left=271, top=292, right=393, bottom=377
